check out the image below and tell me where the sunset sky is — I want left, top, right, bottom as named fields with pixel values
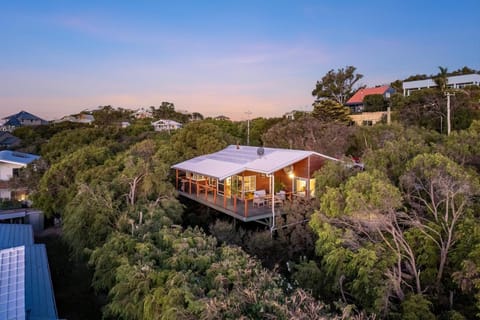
left=1, top=0, right=479, bottom=120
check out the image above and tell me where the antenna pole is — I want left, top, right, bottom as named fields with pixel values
left=245, top=110, right=252, bottom=145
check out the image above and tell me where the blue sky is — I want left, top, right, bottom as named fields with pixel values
left=1, top=0, right=479, bottom=120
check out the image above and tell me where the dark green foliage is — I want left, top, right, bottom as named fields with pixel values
left=363, top=94, right=387, bottom=112
left=400, top=294, right=435, bottom=320
left=395, top=86, right=480, bottom=133
left=151, top=102, right=190, bottom=123
left=262, top=117, right=356, bottom=158
left=91, top=105, right=133, bottom=125
left=312, top=99, right=351, bottom=123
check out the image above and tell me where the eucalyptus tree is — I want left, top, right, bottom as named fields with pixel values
left=312, top=65, right=364, bottom=105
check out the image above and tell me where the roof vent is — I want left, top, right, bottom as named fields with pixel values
left=257, top=147, right=264, bottom=156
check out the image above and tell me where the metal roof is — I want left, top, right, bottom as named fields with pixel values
left=0, top=224, right=34, bottom=249
left=2, top=111, right=46, bottom=122
left=0, top=246, right=26, bottom=320
left=0, top=150, right=40, bottom=166
left=25, top=245, right=58, bottom=320
left=0, top=225, right=58, bottom=320
left=172, top=145, right=338, bottom=180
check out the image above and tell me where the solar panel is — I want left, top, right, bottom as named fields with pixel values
left=0, top=246, right=26, bottom=320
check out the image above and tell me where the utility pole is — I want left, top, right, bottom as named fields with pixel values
left=245, top=110, right=252, bottom=145
left=446, top=92, right=454, bottom=136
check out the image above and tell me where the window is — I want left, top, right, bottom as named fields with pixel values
left=243, top=176, right=256, bottom=192
left=12, top=168, right=20, bottom=177
left=231, top=175, right=256, bottom=198
left=362, top=120, right=373, bottom=126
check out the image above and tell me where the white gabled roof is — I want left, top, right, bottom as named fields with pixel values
left=152, top=119, right=182, bottom=126
left=172, top=145, right=338, bottom=180
left=0, top=150, right=40, bottom=166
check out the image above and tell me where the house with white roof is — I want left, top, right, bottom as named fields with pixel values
left=152, top=119, right=183, bottom=132
left=403, top=74, right=480, bottom=96
left=172, top=145, right=337, bottom=228
left=0, top=150, right=40, bottom=200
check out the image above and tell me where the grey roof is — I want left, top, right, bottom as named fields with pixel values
left=0, top=225, right=58, bottom=320
left=2, top=111, right=46, bottom=122
left=172, top=145, right=338, bottom=180
left=0, top=132, right=21, bottom=148
left=0, top=150, right=40, bottom=166
left=0, top=224, right=34, bottom=249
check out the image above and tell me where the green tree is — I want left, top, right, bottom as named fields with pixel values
left=262, top=117, right=356, bottom=158
left=363, top=94, right=387, bottom=112
left=312, top=65, right=364, bottom=104
left=312, top=99, right=352, bottom=123
left=400, top=153, right=480, bottom=294
left=167, top=121, right=233, bottom=162
left=434, top=66, right=449, bottom=92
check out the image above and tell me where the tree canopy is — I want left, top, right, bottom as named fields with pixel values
left=312, top=65, right=364, bottom=104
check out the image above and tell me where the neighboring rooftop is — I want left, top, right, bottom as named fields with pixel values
left=0, top=246, right=26, bottom=320
left=346, top=85, right=393, bottom=105
left=0, top=132, right=21, bottom=148
left=172, top=145, right=338, bottom=180
left=0, top=150, right=40, bottom=166
left=0, top=224, right=58, bottom=320
left=1, top=111, right=48, bottom=130
left=403, top=74, right=480, bottom=95
left=0, top=224, right=34, bottom=249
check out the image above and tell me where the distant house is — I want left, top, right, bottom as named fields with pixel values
left=152, top=119, right=183, bottom=132
left=214, top=115, right=231, bottom=121
left=0, top=224, right=58, bottom=320
left=345, top=85, right=395, bottom=113
left=403, top=74, right=480, bottom=96
left=0, top=132, right=21, bottom=149
left=55, top=113, right=95, bottom=124
left=345, top=85, right=394, bottom=126
left=189, top=112, right=204, bottom=121
left=172, top=145, right=338, bottom=229
left=0, top=150, right=40, bottom=200
left=1, top=111, right=48, bottom=132
left=121, top=121, right=131, bottom=128
left=284, top=108, right=312, bottom=120
left=133, top=108, right=153, bottom=119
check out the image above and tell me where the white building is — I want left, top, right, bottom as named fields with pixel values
left=403, top=74, right=480, bottom=96
left=152, top=119, right=183, bottom=132
left=133, top=108, right=153, bottom=119
left=0, top=150, right=40, bottom=200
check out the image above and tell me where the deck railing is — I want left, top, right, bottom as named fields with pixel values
left=176, top=176, right=298, bottom=219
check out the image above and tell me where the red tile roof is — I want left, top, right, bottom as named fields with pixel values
left=346, top=85, right=391, bottom=104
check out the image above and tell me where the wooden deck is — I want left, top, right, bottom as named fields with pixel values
left=177, top=190, right=285, bottom=223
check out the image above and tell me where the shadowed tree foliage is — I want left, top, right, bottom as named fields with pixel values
left=363, top=94, right=387, bottom=112
left=262, top=117, right=356, bottom=158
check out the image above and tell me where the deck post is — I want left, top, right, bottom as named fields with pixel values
left=307, top=156, right=311, bottom=199
left=224, top=194, right=227, bottom=208
left=205, top=180, right=208, bottom=200
left=189, top=177, right=192, bottom=194
left=271, top=174, right=275, bottom=231
left=244, top=199, right=248, bottom=217
left=175, top=170, right=179, bottom=190
left=233, top=196, right=237, bottom=212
